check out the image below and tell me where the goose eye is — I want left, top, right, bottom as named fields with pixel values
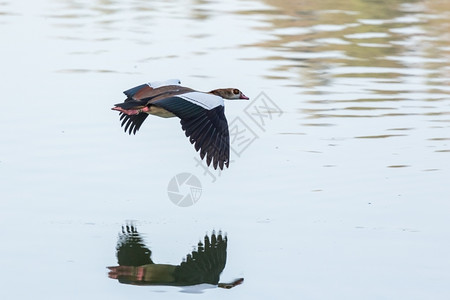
left=233, top=89, right=239, bottom=94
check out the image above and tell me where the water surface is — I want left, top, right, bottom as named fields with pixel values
left=0, top=0, right=449, bottom=299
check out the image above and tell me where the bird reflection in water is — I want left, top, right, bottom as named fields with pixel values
left=107, top=225, right=243, bottom=289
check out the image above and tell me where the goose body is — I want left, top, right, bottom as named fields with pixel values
left=112, top=80, right=249, bottom=170
left=107, top=225, right=243, bottom=288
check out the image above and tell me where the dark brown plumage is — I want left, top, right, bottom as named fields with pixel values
left=112, top=80, right=249, bottom=170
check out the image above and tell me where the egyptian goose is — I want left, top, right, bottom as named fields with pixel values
left=111, top=80, right=249, bottom=170
left=107, top=225, right=244, bottom=289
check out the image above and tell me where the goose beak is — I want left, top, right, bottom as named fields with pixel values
left=240, top=93, right=249, bottom=100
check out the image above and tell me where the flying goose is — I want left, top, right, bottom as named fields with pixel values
left=107, top=225, right=243, bottom=289
left=111, top=80, right=249, bottom=170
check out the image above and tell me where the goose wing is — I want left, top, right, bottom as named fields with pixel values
left=123, top=79, right=181, bottom=100
left=115, top=225, right=153, bottom=266
left=174, top=232, right=227, bottom=286
left=152, top=92, right=230, bottom=170
left=116, top=81, right=187, bottom=135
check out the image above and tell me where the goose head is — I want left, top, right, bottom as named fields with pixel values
left=210, top=88, right=249, bottom=100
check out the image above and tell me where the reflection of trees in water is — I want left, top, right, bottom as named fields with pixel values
left=420, top=0, right=450, bottom=83
left=244, top=0, right=450, bottom=90
left=46, top=0, right=450, bottom=90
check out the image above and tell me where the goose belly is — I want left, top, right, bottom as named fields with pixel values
left=148, top=106, right=176, bottom=118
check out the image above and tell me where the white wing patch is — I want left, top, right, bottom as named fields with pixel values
left=178, top=92, right=224, bottom=110
left=147, top=79, right=181, bottom=88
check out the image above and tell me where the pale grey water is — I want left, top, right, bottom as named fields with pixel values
left=1, top=0, right=449, bottom=299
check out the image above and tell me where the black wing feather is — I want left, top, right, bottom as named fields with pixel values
left=123, top=84, right=148, bottom=99
left=119, top=112, right=149, bottom=135
left=153, top=97, right=230, bottom=170
left=116, top=225, right=153, bottom=266
left=173, top=231, right=227, bottom=286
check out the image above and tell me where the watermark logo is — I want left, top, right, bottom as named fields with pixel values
left=167, top=173, right=202, bottom=207
left=192, top=92, right=283, bottom=182
left=228, top=116, right=258, bottom=157
left=244, top=92, right=283, bottom=131
left=167, top=92, right=282, bottom=205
